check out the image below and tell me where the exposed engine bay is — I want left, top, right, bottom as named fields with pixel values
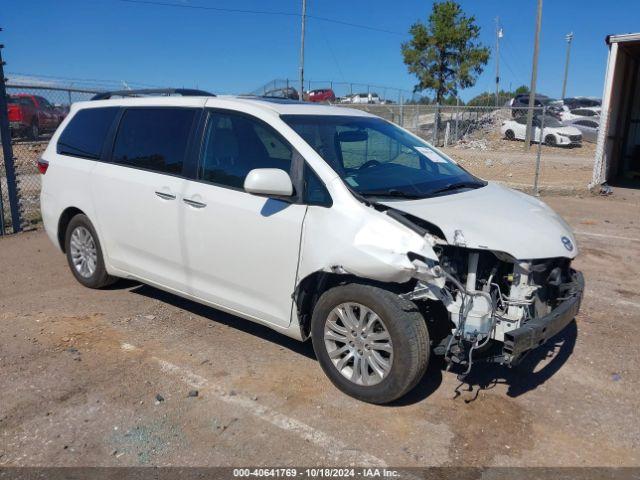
left=402, top=242, right=583, bottom=374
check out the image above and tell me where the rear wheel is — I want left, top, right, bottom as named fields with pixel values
left=311, top=283, right=429, bottom=404
left=505, top=129, right=515, bottom=140
left=64, top=214, right=116, bottom=288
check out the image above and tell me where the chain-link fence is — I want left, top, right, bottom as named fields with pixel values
left=336, top=103, right=596, bottom=195
left=0, top=84, right=100, bottom=234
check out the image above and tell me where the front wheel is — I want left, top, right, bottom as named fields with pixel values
left=311, top=283, right=429, bottom=404
left=545, top=134, right=557, bottom=147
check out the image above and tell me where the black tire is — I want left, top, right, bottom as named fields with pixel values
left=311, top=283, right=429, bottom=404
left=505, top=130, right=515, bottom=140
left=64, top=214, right=116, bottom=289
left=29, top=121, right=39, bottom=140
left=545, top=134, right=557, bottom=147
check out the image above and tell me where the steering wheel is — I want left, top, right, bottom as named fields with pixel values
left=359, top=159, right=381, bottom=170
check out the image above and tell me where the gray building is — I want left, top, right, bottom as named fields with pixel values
left=592, top=33, right=640, bottom=188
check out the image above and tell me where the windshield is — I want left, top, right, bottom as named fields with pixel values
left=282, top=115, right=485, bottom=199
left=543, top=117, right=563, bottom=127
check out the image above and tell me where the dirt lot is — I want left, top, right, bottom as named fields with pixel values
left=1, top=190, right=639, bottom=467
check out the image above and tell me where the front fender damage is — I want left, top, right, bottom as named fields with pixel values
left=297, top=202, right=445, bottom=287
left=293, top=202, right=447, bottom=340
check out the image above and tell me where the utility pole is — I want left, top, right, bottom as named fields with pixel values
left=561, top=32, right=573, bottom=100
left=524, top=0, right=543, bottom=150
left=298, top=0, right=307, bottom=102
left=495, top=17, right=502, bottom=106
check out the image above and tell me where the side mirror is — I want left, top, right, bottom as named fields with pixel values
left=244, top=168, right=293, bottom=198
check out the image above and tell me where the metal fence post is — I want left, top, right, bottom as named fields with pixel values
left=399, top=93, right=404, bottom=127
left=432, top=103, right=440, bottom=145
left=0, top=154, right=5, bottom=234
left=454, top=109, right=459, bottom=142
left=0, top=43, right=21, bottom=233
left=533, top=106, right=546, bottom=196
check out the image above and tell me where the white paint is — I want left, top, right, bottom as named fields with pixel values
left=120, top=343, right=137, bottom=351
left=387, top=183, right=578, bottom=260
left=574, top=230, right=640, bottom=243
left=152, top=357, right=386, bottom=466
left=500, top=118, right=582, bottom=146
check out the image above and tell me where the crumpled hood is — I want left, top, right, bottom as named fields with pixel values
left=382, top=182, right=578, bottom=260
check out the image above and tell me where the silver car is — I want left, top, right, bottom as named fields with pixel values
left=564, top=118, right=599, bottom=143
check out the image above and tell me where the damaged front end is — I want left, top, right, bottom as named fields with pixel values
left=403, top=243, right=584, bottom=372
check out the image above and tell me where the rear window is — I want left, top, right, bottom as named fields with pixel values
left=57, top=107, right=119, bottom=159
left=112, top=108, right=196, bottom=175
left=8, top=96, right=34, bottom=106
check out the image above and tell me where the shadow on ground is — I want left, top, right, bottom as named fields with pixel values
left=115, top=280, right=576, bottom=406
left=127, top=283, right=317, bottom=361
left=452, top=320, right=578, bottom=402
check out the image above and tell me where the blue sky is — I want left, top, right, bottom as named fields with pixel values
left=3, top=0, right=639, bottom=101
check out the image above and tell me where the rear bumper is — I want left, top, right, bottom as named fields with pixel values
left=503, top=270, right=584, bottom=365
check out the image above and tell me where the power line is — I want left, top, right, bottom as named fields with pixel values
left=501, top=39, right=528, bottom=87
left=118, top=0, right=405, bottom=35
left=499, top=51, right=523, bottom=87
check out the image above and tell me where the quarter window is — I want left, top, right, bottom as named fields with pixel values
left=112, top=108, right=196, bottom=175
left=199, top=111, right=292, bottom=189
left=304, top=165, right=332, bottom=207
left=57, top=107, right=119, bottom=159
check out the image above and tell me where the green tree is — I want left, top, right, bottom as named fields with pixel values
left=401, top=1, right=490, bottom=104
left=468, top=89, right=512, bottom=106
left=514, top=84, right=530, bottom=95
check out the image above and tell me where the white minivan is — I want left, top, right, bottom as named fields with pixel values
left=40, top=90, right=584, bottom=404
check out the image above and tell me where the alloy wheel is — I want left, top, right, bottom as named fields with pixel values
left=323, top=302, right=393, bottom=386
left=69, top=226, right=98, bottom=278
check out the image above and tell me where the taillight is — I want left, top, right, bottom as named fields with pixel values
left=37, top=158, right=49, bottom=174
left=8, top=105, right=23, bottom=122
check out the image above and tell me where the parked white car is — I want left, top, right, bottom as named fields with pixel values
left=348, top=93, right=381, bottom=104
left=40, top=91, right=584, bottom=403
left=501, top=116, right=582, bottom=147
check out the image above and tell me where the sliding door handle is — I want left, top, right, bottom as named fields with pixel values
left=183, top=198, right=207, bottom=209
left=155, top=191, right=176, bottom=200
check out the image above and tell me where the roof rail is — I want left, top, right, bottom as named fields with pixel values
left=90, top=88, right=215, bottom=100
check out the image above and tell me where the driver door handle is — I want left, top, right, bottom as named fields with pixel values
left=183, top=198, right=207, bottom=209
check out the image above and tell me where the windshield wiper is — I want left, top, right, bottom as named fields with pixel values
left=429, top=182, right=483, bottom=195
left=359, top=189, right=424, bottom=199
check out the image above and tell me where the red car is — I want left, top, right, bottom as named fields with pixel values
left=305, top=88, right=336, bottom=103
left=7, top=94, right=66, bottom=140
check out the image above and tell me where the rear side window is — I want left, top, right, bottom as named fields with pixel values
left=199, top=111, right=292, bottom=189
left=57, top=107, right=119, bottom=159
left=112, top=108, right=196, bottom=175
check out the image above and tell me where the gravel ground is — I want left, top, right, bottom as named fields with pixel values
left=0, top=189, right=639, bottom=467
